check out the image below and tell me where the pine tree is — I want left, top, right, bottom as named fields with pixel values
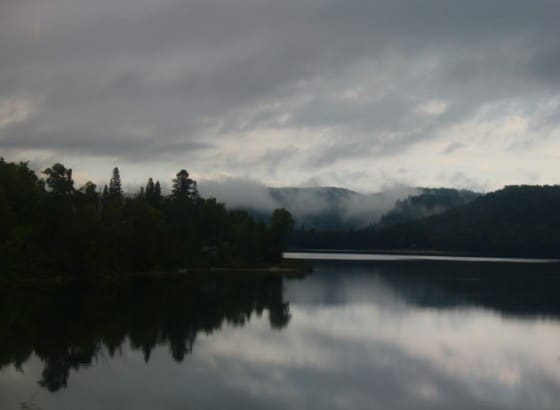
left=171, top=170, right=194, bottom=199
left=109, top=167, right=122, bottom=198
left=154, top=181, right=162, bottom=201
left=145, top=178, right=155, bottom=199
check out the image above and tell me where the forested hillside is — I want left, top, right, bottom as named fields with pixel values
left=377, top=188, right=479, bottom=227
left=376, top=185, right=560, bottom=256
left=290, top=185, right=560, bottom=258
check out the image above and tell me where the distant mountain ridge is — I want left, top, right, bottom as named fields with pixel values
left=377, top=188, right=480, bottom=227
left=374, top=185, right=560, bottom=256
left=289, top=185, right=560, bottom=258
left=200, top=182, right=481, bottom=231
left=267, top=186, right=479, bottom=230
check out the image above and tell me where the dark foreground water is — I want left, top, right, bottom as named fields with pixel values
left=2, top=258, right=560, bottom=409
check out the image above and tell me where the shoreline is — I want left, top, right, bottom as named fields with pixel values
left=286, top=248, right=560, bottom=260
left=0, top=263, right=311, bottom=284
left=284, top=250, right=560, bottom=264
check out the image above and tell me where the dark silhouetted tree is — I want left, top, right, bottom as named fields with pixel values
left=43, top=163, right=74, bottom=196
left=153, top=180, right=162, bottom=206
left=109, top=167, right=122, bottom=198
left=154, top=181, right=162, bottom=199
left=172, top=170, right=194, bottom=199
left=271, top=208, right=294, bottom=236
left=145, top=177, right=162, bottom=206
left=145, top=178, right=155, bottom=198
left=79, top=181, right=97, bottom=200
left=267, top=208, right=294, bottom=263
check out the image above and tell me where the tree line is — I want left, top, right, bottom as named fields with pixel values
left=0, top=158, right=294, bottom=276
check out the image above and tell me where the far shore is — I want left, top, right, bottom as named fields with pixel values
left=287, top=248, right=467, bottom=256
left=284, top=249, right=560, bottom=263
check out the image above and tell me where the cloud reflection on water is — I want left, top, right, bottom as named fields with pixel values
left=1, top=262, right=560, bottom=409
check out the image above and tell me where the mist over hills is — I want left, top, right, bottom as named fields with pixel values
left=198, top=179, right=479, bottom=230
left=199, top=180, right=560, bottom=258
left=290, top=185, right=560, bottom=258
left=269, top=186, right=413, bottom=230
left=378, top=188, right=480, bottom=227
left=377, top=185, right=560, bottom=257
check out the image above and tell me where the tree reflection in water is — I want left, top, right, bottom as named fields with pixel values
left=0, top=274, right=290, bottom=392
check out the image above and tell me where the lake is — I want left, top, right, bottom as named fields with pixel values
left=2, top=255, right=560, bottom=409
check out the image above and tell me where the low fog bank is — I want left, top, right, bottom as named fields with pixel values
left=198, top=178, right=419, bottom=229
left=199, top=178, right=279, bottom=213
left=337, top=186, right=421, bottom=225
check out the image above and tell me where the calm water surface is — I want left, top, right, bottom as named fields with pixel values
left=2, top=257, right=560, bottom=409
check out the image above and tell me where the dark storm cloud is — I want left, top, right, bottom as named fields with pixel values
left=1, top=0, right=560, bottom=185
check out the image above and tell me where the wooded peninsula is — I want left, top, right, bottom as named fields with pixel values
left=0, top=158, right=294, bottom=276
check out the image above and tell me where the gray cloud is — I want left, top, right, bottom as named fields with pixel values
left=444, top=142, right=464, bottom=155
left=2, top=0, right=560, bottom=189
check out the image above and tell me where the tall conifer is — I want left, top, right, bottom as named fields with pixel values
left=109, top=167, right=122, bottom=198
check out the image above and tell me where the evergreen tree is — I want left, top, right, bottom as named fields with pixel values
left=109, top=167, right=122, bottom=198
left=102, top=185, right=109, bottom=201
left=154, top=181, right=162, bottom=198
left=144, top=178, right=162, bottom=206
left=145, top=178, right=155, bottom=200
left=171, top=170, right=194, bottom=199
left=154, top=181, right=162, bottom=203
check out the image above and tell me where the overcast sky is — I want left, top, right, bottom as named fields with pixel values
left=1, top=0, right=560, bottom=192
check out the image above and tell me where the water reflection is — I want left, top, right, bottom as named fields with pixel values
left=280, top=261, right=560, bottom=409
left=0, top=274, right=290, bottom=392
left=292, top=261, right=560, bottom=318
left=1, top=261, right=560, bottom=410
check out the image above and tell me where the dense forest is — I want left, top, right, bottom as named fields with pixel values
left=290, top=185, right=560, bottom=258
left=0, top=158, right=294, bottom=276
